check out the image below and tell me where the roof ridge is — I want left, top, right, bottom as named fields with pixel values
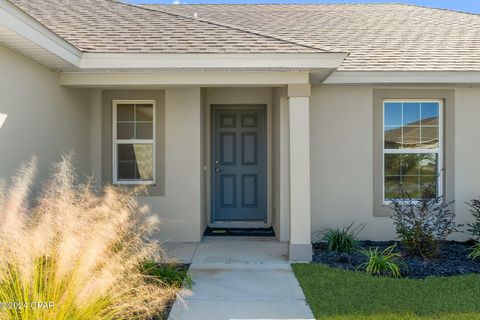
left=143, top=2, right=480, bottom=16
left=114, top=0, right=338, bottom=53
left=394, top=2, right=480, bottom=17
left=141, top=3, right=396, bottom=5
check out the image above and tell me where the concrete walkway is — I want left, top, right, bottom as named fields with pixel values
left=164, top=237, right=314, bottom=320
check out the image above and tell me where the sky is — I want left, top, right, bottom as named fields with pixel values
left=128, top=0, right=480, bottom=14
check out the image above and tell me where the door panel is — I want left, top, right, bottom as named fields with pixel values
left=241, top=133, right=257, bottom=165
left=220, top=174, right=236, bottom=207
left=212, top=106, right=267, bottom=222
left=220, top=133, right=236, bottom=165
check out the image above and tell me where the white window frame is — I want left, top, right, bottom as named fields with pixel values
left=112, top=100, right=156, bottom=185
left=382, top=99, right=443, bottom=204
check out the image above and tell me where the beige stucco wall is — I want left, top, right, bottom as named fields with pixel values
left=0, top=46, right=91, bottom=186
left=92, top=87, right=204, bottom=242
left=310, top=85, right=480, bottom=241
left=453, top=87, right=480, bottom=230
left=141, top=87, right=204, bottom=242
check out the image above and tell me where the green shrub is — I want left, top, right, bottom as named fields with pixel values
left=322, top=223, right=364, bottom=253
left=390, top=184, right=456, bottom=258
left=357, top=244, right=406, bottom=277
left=466, top=197, right=480, bottom=241
left=0, top=155, right=175, bottom=320
left=467, top=242, right=480, bottom=261
left=141, top=262, right=192, bottom=288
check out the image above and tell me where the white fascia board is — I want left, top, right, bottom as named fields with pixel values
left=323, top=71, right=480, bottom=85
left=0, top=0, right=81, bottom=66
left=78, top=52, right=348, bottom=70
left=59, top=71, right=310, bottom=87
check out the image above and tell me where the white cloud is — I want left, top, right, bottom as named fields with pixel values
left=172, top=0, right=181, bottom=4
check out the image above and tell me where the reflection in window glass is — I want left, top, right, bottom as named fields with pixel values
left=402, top=103, right=421, bottom=126
left=136, top=105, right=154, bottom=121
left=421, top=103, right=439, bottom=125
left=384, top=103, right=402, bottom=126
left=384, top=126, right=402, bottom=149
left=383, top=101, right=441, bottom=201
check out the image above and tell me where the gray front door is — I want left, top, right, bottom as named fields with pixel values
left=211, top=105, right=267, bottom=222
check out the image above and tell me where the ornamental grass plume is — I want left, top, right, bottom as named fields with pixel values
left=0, top=154, right=175, bottom=320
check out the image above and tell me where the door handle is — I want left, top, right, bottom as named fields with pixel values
left=215, top=160, right=221, bottom=173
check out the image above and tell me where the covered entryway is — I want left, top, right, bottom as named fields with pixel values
left=64, top=72, right=332, bottom=261
left=211, top=105, right=267, bottom=223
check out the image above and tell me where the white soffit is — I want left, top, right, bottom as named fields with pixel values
left=0, top=26, right=76, bottom=70
left=0, top=0, right=81, bottom=70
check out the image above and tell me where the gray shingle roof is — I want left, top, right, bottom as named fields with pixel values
left=7, top=0, right=325, bottom=53
left=143, top=4, right=480, bottom=71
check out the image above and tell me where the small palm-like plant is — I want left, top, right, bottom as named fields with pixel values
left=467, top=243, right=480, bottom=261
left=322, top=223, right=365, bottom=253
left=357, top=244, right=407, bottom=277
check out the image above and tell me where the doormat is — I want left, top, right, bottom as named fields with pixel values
left=204, top=226, right=275, bottom=237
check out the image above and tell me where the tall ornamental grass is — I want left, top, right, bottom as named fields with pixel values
left=0, top=155, right=175, bottom=320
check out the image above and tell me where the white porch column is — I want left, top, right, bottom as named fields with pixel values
left=288, top=84, right=312, bottom=262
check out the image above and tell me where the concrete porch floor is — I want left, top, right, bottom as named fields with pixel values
left=164, top=237, right=314, bottom=320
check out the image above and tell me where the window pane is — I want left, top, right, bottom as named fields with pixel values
left=402, top=126, right=420, bottom=148
left=117, top=123, right=134, bottom=139
left=384, top=103, right=402, bottom=126
left=117, top=104, right=134, bottom=121
left=421, top=127, right=439, bottom=149
left=401, top=154, right=419, bottom=175
left=385, top=176, right=401, bottom=199
left=403, top=103, right=421, bottom=126
left=385, top=154, right=401, bottom=176
left=136, top=104, right=153, bottom=121
left=118, top=162, right=137, bottom=180
left=384, top=153, right=438, bottom=201
left=419, top=154, right=437, bottom=175
left=421, top=103, right=439, bottom=125
left=420, top=176, right=437, bottom=198
left=117, top=144, right=153, bottom=181
left=384, top=126, right=402, bottom=149
left=118, top=144, right=136, bottom=161
left=136, top=123, right=153, bottom=139
left=401, top=176, right=420, bottom=198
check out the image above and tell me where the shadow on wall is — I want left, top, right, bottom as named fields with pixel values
left=0, top=113, right=7, bottom=129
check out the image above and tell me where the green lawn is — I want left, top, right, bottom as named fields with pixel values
left=292, top=263, right=480, bottom=320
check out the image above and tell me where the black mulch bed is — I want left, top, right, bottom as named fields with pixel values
left=313, top=240, right=480, bottom=279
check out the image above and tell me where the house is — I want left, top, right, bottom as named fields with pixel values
left=1, top=0, right=480, bottom=261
